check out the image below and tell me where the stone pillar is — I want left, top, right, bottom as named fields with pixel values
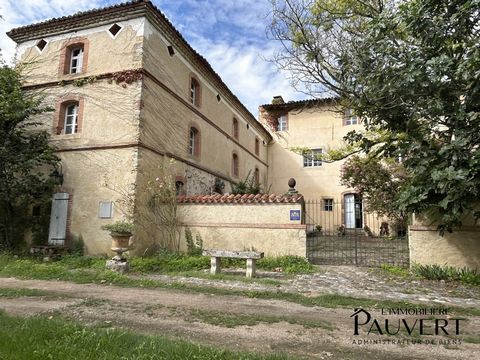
left=210, top=256, right=221, bottom=275
left=246, top=258, right=256, bottom=278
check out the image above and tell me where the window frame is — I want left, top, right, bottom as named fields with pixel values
left=232, top=118, right=239, bottom=139
left=232, top=153, right=239, bottom=177
left=190, top=77, right=201, bottom=107
left=55, top=97, right=84, bottom=136
left=255, top=137, right=260, bottom=156
left=303, top=148, right=323, bottom=168
left=69, top=47, right=84, bottom=74
left=59, top=38, right=89, bottom=76
left=64, top=103, right=79, bottom=135
left=277, top=114, right=288, bottom=131
left=344, top=109, right=358, bottom=126
left=323, top=198, right=334, bottom=212
left=188, top=125, right=201, bottom=158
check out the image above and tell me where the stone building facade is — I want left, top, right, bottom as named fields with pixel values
left=7, top=0, right=271, bottom=254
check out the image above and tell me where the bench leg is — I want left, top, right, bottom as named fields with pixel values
left=210, top=257, right=221, bottom=275
left=246, top=258, right=256, bottom=278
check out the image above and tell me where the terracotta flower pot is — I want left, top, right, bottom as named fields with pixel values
left=110, top=232, right=131, bottom=249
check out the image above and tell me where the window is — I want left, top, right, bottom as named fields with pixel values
left=303, top=148, right=322, bottom=167
left=344, top=109, right=358, bottom=125
left=63, top=103, right=79, bottom=134
left=255, top=138, right=260, bottom=156
left=323, top=199, right=333, bottom=211
left=108, top=23, right=122, bottom=37
left=232, top=153, right=239, bottom=177
left=60, top=39, right=89, bottom=76
left=277, top=115, right=288, bottom=131
left=69, top=47, right=84, bottom=74
left=36, top=39, right=47, bottom=52
left=99, top=201, right=113, bottom=219
left=190, top=77, right=201, bottom=107
left=254, top=167, right=260, bottom=184
left=232, top=118, right=239, bottom=139
left=175, top=181, right=185, bottom=195
left=188, top=126, right=200, bottom=157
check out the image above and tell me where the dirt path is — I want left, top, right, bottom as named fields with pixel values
left=0, top=277, right=479, bottom=360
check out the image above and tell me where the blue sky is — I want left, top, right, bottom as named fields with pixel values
left=0, top=0, right=304, bottom=114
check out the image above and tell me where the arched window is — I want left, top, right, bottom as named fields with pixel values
left=60, top=39, right=89, bottom=76
left=188, top=126, right=200, bottom=157
left=190, top=77, right=201, bottom=107
left=232, top=153, right=239, bottom=177
left=255, top=137, right=260, bottom=156
left=56, top=99, right=83, bottom=135
left=254, top=167, right=260, bottom=184
left=232, top=118, right=239, bottom=139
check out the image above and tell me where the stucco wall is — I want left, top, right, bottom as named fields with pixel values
left=409, top=214, right=480, bottom=269
left=177, top=203, right=306, bottom=257
left=58, top=147, right=139, bottom=255
left=16, top=18, right=145, bottom=86
left=262, top=104, right=362, bottom=200
left=141, top=18, right=269, bottom=189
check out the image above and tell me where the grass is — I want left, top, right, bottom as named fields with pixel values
left=129, top=253, right=315, bottom=275
left=1, top=253, right=478, bottom=317
left=0, top=288, right=56, bottom=298
left=186, top=308, right=335, bottom=330
left=0, top=311, right=294, bottom=360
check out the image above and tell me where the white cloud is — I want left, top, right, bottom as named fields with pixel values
left=191, top=37, right=303, bottom=114
left=0, top=0, right=106, bottom=63
left=0, top=0, right=305, bottom=114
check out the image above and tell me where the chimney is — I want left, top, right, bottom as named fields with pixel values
left=272, top=95, right=284, bottom=105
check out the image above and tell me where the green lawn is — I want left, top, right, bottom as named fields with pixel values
left=0, top=311, right=293, bottom=360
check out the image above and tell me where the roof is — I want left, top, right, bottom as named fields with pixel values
left=177, top=193, right=304, bottom=204
left=259, top=97, right=337, bottom=112
left=7, top=0, right=272, bottom=141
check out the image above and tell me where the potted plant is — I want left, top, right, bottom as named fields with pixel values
left=101, top=221, right=135, bottom=250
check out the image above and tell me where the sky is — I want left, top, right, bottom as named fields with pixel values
left=0, top=0, right=305, bottom=115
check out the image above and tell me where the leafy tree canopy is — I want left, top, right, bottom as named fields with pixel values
left=269, top=0, right=480, bottom=231
left=0, top=66, right=59, bottom=249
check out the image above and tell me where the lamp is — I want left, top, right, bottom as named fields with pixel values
left=50, top=164, right=64, bottom=186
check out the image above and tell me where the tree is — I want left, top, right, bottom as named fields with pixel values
left=340, top=155, right=408, bottom=229
left=269, top=0, right=480, bottom=231
left=0, top=66, right=59, bottom=250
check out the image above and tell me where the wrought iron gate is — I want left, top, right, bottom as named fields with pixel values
left=305, top=199, right=409, bottom=268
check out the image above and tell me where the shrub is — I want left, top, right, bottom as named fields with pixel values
left=185, top=228, right=203, bottom=256
left=411, top=264, right=480, bottom=286
left=101, top=221, right=135, bottom=234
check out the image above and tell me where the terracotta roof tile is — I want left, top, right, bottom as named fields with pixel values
left=177, top=194, right=303, bottom=204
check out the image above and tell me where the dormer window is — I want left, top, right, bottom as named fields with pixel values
left=69, top=47, right=84, bottom=74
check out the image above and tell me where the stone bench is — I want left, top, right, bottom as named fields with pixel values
left=202, top=249, right=264, bottom=278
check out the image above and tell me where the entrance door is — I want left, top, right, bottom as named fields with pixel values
left=344, top=194, right=363, bottom=229
left=48, top=192, right=69, bottom=246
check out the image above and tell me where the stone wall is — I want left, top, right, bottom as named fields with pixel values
left=176, top=194, right=307, bottom=257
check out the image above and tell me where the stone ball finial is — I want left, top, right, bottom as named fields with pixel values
left=288, top=178, right=296, bottom=189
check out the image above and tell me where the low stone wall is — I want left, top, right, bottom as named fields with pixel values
left=176, top=194, right=307, bottom=257
left=409, top=215, right=480, bottom=269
